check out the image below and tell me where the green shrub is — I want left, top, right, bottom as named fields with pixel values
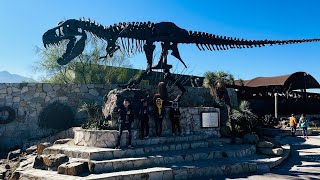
left=79, top=101, right=117, bottom=130
left=38, top=101, right=74, bottom=130
left=230, top=101, right=258, bottom=134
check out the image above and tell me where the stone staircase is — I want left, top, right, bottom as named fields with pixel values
left=19, top=134, right=290, bottom=180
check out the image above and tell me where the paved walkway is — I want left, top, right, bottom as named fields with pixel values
left=215, top=132, right=320, bottom=180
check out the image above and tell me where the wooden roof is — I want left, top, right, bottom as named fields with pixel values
left=234, top=72, right=320, bottom=90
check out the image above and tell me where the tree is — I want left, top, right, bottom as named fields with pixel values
left=203, top=71, right=236, bottom=136
left=203, top=71, right=235, bottom=103
left=34, top=36, right=133, bottom=84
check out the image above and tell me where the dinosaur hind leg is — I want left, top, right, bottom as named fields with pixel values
left=153, top=42, right=173, bottom=70
left=122, top=42, right=155, bottom=88
left=144, top=42, right=156, bottom=74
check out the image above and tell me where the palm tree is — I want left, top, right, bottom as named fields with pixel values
left=203, top=71, right=235, bottom=103
left=204, top=71, right=235, bottom=136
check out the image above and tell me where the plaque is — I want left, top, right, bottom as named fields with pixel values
left=201, top=112, right=219, bottom=128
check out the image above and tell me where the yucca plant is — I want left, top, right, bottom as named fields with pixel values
left=231, top=101, right=258, bottom=134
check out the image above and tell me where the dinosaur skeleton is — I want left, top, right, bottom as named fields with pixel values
left=43, top=18, right=320, bottom=101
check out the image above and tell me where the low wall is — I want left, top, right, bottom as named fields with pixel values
left=74, top=107, right=220, bottom=148
left=0, top=83, right=213, bottom=151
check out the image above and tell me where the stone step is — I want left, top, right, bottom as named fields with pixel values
left=89, top=144, right=256, bottom=173
left=43, top=139, right=210, bottom=161
left=19, top=146, right=290, bottom=180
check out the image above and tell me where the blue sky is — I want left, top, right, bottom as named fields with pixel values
left=1, top=0, right=320, bottom=84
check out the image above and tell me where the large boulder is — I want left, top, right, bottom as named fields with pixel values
left=26, top=145, right=37, bottom=155
left=257, top=141, right=274, bottom=148
left=102, top=88, right=148, bottom=127
left=33, top=155, right=46, bottom=170
left=243, top=133, right=259, bottom=144
left=43, top=154, right=69, bottom=170
left=7, top=149, right=21, bottom=160
left=37, top=142, right=51, bottom=155
left=58, top=161, right=88, bottom=176
left=257, top=147, right=283, bottom=156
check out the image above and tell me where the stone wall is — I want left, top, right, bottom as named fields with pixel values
left=0, top=83, right=213, bottom=151
left=0, top=83, right=117, bottom=151
left=75, top=107, right=220, bottom=148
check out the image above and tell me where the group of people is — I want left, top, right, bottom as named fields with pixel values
left=289, top=113, right=309, bottom=139
left=115, top=97, right=182, bottom=149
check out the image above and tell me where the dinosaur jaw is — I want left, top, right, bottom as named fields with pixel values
left=43, top=30, right=87, bottom=65
left=42, top=19, right=87, bottom=65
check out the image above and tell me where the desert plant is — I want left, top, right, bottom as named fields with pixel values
left=260, top=114, right=278, bottom=128
left=203, top=71, right=234, bottom=102
left=230, top=101, right=258, bottom=134
left=79, top=101, right=117, bottom=130
left=38, top=101, right=74, bottom=130
left=79, top=101, right=102, bottom=129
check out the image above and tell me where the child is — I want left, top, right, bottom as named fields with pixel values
left=139, top=99, right=150, bottom=139
left=154, top=98, right=165, bottom=137
left=169, top=101, right=181, bottom=136
left=115, top=99, right=134, bottom=149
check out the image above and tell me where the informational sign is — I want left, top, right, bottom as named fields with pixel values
left=201, top=112, right=219, bottom=128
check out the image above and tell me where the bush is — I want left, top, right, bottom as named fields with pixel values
left=230, top=101, right=258, bottom=134
left=79, top=101, right=117, bottom=130
left=38, top=101, right=74, bottom=130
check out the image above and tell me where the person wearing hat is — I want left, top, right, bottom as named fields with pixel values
left=289, top=114, right=297, bottom=137
left=139, top=99, right=150, bottom=139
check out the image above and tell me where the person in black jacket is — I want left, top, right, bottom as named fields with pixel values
left=139, top=99, right=150, bottom=139
left=169, top=101, right=181, bottom=136
left=154, top=98, right=165, bottom=137
left=115, top=99, right=134, bottom=149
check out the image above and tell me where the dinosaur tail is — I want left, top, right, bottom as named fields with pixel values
left=186, top=31, right=320, bottom=51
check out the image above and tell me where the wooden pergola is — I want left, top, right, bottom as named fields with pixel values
left=231, top=72, right=320, bottom=117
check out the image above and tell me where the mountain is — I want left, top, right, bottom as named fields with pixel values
left=0, top=71, right=35, bottom=83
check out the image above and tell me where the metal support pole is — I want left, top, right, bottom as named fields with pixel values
left=274, top=93, right=278, bottom=118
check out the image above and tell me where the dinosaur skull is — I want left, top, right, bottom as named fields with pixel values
left=42, top=19, right=87, bottom=65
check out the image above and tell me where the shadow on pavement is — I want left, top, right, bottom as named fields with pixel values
left=200, top=136, right=320, bottom=180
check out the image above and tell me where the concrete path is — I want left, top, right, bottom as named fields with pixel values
left=214, top=132, right=320, bottom=180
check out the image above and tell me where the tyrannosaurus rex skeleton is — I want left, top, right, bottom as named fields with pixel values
left=43, top=18, right=320, bottom=101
